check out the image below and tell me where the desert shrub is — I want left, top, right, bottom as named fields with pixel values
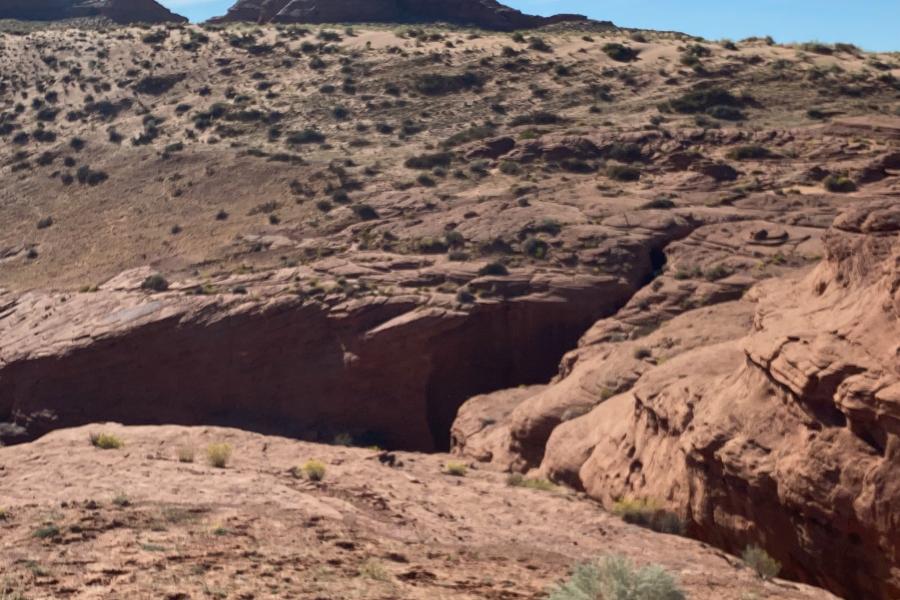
left=560, top=158, right=596, bottom=173
left=351, top=204, right=379, bottom=220
left=607, top=164, right=641, bottom=182
left=206, top=443, right=232, bottom=468
left=528, top=37, right=553, bottom=52
left=75, top=165, right=108, bottom=186
left=442, top=124, right=496, bottom=147
left=142, top=29, right=168, bottom=44
left=506, top=473, right=556, bottom=491
left=641, top=198, right=675, bottom=210
left=548, top=555, right=684, bottom=600
left=800, top=41, right=833, bottom=55
left=444, top=461, right=467, bottom=476
left=36, top=107, right=59, bottom=122
left=704, top=264, right=732, bottom=281
left=664, top=87, right=743, bottom=114
left=133, top=74, right=185, bottom=95
left=523, top=237, right=550, bottom=259
left=706, top=105, right=745, bottom=121
left=742, top=545, right=781, bottom=581
left=36, top=216, right=53, bottom=229
left=414, top=71, right=484, bottom=96
left=177, top=446, right=195, bottom=463
left=415, top=237, right=449, bottom=254
left=612, top=499, right=684, bottom=535
left=90, top=432, right=124, bottom=450
left=478, top=261, right=509, bottom=276
left=605, top=142, right=643, bottom=163
left=405, top=152, right=452, bottom=170
left=824, top=174, right=857, bottom=193
left=286, top=129, right=325, bottom=145
left=602, top=43, right=639, bottom=62
left=302, top=459, right=326, bottom=481
left=141, top=274, right=169, bottom=292
left=509, top=111, right=563, bottom=126
left=33, top=524, right=61, bottom=540
left=727, top=145, right=776, bottom=160
left=499, top=160, right=521, bottom=175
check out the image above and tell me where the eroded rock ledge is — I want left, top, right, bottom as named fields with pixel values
left=453, top=201, right=900, bottom=599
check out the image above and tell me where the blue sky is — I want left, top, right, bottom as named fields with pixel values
left=159, top=0, right=899, bottom=52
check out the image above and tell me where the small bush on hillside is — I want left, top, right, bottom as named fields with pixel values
left=141, top=274, right=169, bottom=292
left=727, top=145, right=776, bottom=160
left=414, top=71, right=484, bottom=96
left=706, top=105, right=745, bottom=121
left=607, top=164, right=641, bottom=182
left=444, top=461, right=468, bottom=476
left=510, top=111, right=563, bottom=127
left=742, top=545, right=781, bottom=581
left=206, top=443, right=232, bottom=468
left=506, top=473, right=556, bottom=491
left=302, top=459, right=326, bottom=481
left=663, top=87, right=744, bottom=114
left=33, top=524, right=61, bottom=540
left=478, top=261, right=509, bottom=276
left=177, top=446, right=195, bottom=463
left=824, top=174, right=857, bottom=193
left=286, top=128, right=325, bottom=145
left=800, top=42, right=833, bottom=55
left=528, top=37, right=553, bottom=53
left=404, top=152, right=452, bottom=170
left=90, top=433, right=124, bottom=450
left=602, top=43, right=640, bottom=62
left=548, top=555, right=685, bottom=600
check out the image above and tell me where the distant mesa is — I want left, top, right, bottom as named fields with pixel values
left=0, top=0, right=187, bottom=24
left=210, top=0, right=595, bottom=31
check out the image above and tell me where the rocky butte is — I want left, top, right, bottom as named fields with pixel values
left=0, top=1, right=898, bottom=598
left=0, top=0, right=187, bottom=23
left=210, top=0, right=594, bottom=31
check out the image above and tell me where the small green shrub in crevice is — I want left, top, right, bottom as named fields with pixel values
left=742, top=545, right=781, bottom=581
left=612, top=498, right=684, bottom=535
left=506, top=473, right=557, bottom=491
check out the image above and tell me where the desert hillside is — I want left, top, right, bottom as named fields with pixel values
left=0, top=13, right=898, bottom=600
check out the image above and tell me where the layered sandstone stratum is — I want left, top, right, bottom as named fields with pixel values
left=0, top=8, right=898, bottom=599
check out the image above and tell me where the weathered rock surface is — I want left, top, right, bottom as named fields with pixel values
left=454, top=201, right=900, bottom=599
left=0, top=0, right=187, bottom=23
left=0, top=263, right=640, bottom=452
left=0, top=423, right=836, bottom=599
left=211, top=0, right=592, bottom=31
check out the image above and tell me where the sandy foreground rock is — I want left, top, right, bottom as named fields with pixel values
left=0, top=423, right=836, bottom=599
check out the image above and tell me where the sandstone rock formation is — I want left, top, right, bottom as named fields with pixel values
left=0, top=0, right=187, bottom=23
left=211, top=0, right=592, bottom=31
left=454, top=202, right=900, bottom=599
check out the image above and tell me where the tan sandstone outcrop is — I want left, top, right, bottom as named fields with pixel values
left=457, top=202, right=899, bottom=599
